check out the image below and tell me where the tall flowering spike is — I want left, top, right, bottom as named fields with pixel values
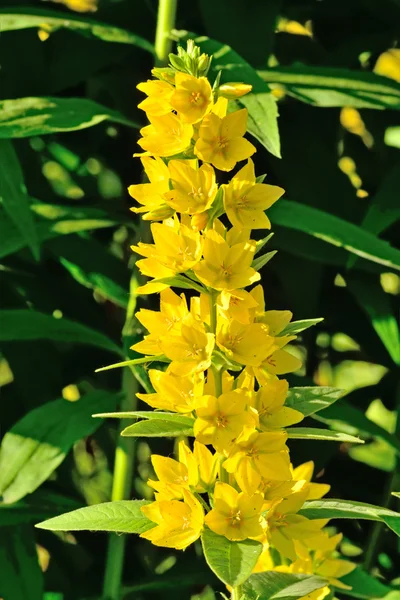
left=126, top=40, right=351, bottom=599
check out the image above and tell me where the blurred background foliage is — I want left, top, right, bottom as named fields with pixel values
left=0, top=0, right=399, bottom=599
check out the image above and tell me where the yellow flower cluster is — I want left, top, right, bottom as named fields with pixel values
left=129, top=42, right=354, bottom=591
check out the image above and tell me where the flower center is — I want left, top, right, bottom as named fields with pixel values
left=228, top=509, right=242, bottom=527
left=216, top=137, right=228, bottom=150
left=216, top=413, right=228, bottom=428
left=190, top=91, right=202, bottom=104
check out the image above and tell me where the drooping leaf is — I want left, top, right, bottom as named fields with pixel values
left=121, top=417, right=194, bottom=437
left=280, top=318, right=324, bottom=336
left=299, top=499, right=400, bottom=536
left=0, top=97, right=139, bottom=138
left=0, top=526, right=43, bottom=600
left=285, top=387, right=344, bottom=417
left=0, top=310, right=122, bottom=356
left=338, top=566, right=394, bottom=599
left=287, top=427, right=363, bottom=443
left=36, top=500, right=153, bottom=533
left=0, top=6, right=155, bottom=53
left=0, top=140, right=39, bottom=260
left=95, top=355, right=168, bottom=373
left=0, top=390, right=120, bottom=504
left=242, top=571, right=328, bottom=600
left=258, top=65, right=400, bottom=109
left=201, top=527, right=262, bottom=587
left=269, top=200, right=400, bottom=271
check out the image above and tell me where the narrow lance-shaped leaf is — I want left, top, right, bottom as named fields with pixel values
left=0, top=140, right=39, bottom=260
left=281, top=318, right=323, bottom=336
left=121, top=418, right=195, bottom=438
left=287, top=427, right=364, bottom=444
left=0, top=526, right=43, bottom=600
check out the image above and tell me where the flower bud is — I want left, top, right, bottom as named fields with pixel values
left=151, top=67, right=175, bottom=85
left=219, top=82, right=253, bottom=99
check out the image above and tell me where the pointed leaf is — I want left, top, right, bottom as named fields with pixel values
left=252, top=250, right=277, bottom=271
left=287, top=427, right=363, bottom=444
left=281, top=318, right=323, bottom=336
left=285, top=387, right=344, bottom=417
left=36, top=500, right=153, bottom=533
left=121, top=418, right=194, bottom=437
left=243, top=571, right=328, bottom=600
left=201, top=527, right=262, bottom=587
left=95, top=355, right=168, bottom=372
left=94, top=411, right=194, bottom=422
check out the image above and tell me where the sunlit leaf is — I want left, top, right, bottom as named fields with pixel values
left=243, top=571, right=328, bottom=600
left=287, top=427, right=363, bottom=443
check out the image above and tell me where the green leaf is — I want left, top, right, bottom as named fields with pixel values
left=94, top=410, right=192, bottom=421
left=0, top=140, right=39, bottom=260
left=252, top=250, right=277, bottom=271
left=0, top=6, right=155, bottom=53
left=285, top=387, right=344, bottom=417
left=0, top=526, right=43, bottom=600
left=0, top=310, right=122, bottom=356
left=338, top=566, right=394, bottom=599
left=136, top=275, right=206, bottom=295
left=280, top=318, right=323, bottom=336
left=36, top=500, right=154, bottom=533
left=95, top=355, right=167, bottom=373
left=269, top=200, right=400, bottom=271
left=242, top=571, right=328, bottom=600
left=392, top=492, right=400, bottom=499
left=0, top=97, right=139, bottom=138
left=0, top=390, right=120, bottom=504
left=177, top=32, right=281, bottom=158
left=121, top=417, right=194, bottom=437
left=299, top=499, right=400, bottom=536
left=201, top=527, right=263, bottom=587
left=258, top=65, right=400, bottom=109
left=287, top=427, right=363, bottom=443
left=347, top=274, right=400, bottom=366
left=0, top=492, right=82, bottom=527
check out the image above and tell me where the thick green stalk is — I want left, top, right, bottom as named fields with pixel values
left=231, top=584, right=242, bottom=600
left=154, top=0, right=178, bottom=65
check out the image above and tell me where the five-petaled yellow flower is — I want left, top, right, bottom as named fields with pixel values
left=164, top=160, right=218, bottom=214
left=137, top=113, right=193, bottom=157
left=128, top=156, right=173, bottom=221
left=171, top=72, right=213, bottom=124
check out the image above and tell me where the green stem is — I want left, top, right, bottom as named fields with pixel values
left=102, top=368, right=138, bottom=600
left=154, top=0, right=178, bottom=65
left=231, top=584, right=242, bottom=600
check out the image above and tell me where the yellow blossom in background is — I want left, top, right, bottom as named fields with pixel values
left=223, top=159, right=284, bottom=229
left=137, top=113, right=193, bottom=157
left=128, top=156, right=173, bottom=221
left=193, top=228, right=260, bottom=290
left=141, top=489, right=204, bottom=549
left=194, top=108, right=256, bottom=171
left=194, top=390, right=257, bottom=452
left=137, top=80, right=174, bottom=116
left=137, top=369, right=204, bottom=413
left=224, top=429, right=291, bottom=494
left=374, top=49, right=400, bottom=82
left=251, top=379, right=304, bottom=429
left=164, top=160, right=217, bottom=214
left=205, top=482, right=264, bottom=541
left=171, top=72, right=213, bottom=123
left=161, top=314, right=215, bottom=375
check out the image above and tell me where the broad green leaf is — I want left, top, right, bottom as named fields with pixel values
left=348, top=274, right=400, bottom=365
left=285, top=387, right=344, bottom=417
left=299, top=499, right=400, bottom=536
left=258, top=65, right=400, bottom=109
left=0, top=390, right=120, bottom=504
left=0, top=310, right=122, bottom=356
left=94, top=411, right=192, bottom=421
left=121, top=417, right=194, bottom=437
left=242, top=571, right=328, bottom=600
left=281, top=318, right=324, bottom=336
left=287, top=427, right=363, bottom=443
left=95, top=355, right=167, bottom=373
left=0, top=140, right=39, bottom=260
left=48, top=235, right=129, bottom=308
left=0, top=7, right=155, bottom=53
left=338, top=566, right=394, bottom=599
left=0, top=97, right=139, bottom=139
left=177, top=32, right=281, bottom=158
left=36, top=500, right=153, bottom=533
left=252, top=251, right=277, bottom=271
left=269, top=200, right=400, bottom=271
left=0, top=526, right=43, bottom=600
left=201, top=527, right=262, bottom=587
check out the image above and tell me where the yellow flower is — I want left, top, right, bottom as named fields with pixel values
left=164, top=160, right=217, bottom=214
left=216, top=319, right=277, bottom=366
left=137, top=113, right=193, bottom=157
left=170, top=72, right=213, bottom=124
left=160, top=314, right=215, bottom=376
left=194, top=390, right=257, bottom=453
left=194, top=108, right=256, bottom=171
left=224, top=429, right=291, bottom=494
left=219, top=83, right=253, bottom=99
left=137, top=79, right=174, bottom=116
left=148, top=454, right=196, bottom=500
left=193, top=228, right=260, bottom=291
left=132, top=288, right=188, bottom=355
left=132, top=217, right=202, bottom=294
left=137, top=369, right=204, bottom=413
left=217, top=289, right=259, bottom=324
left=128, top=156, right=174, bottom=221
left=179, top=440, right=218, bottom=493
left=223, top=159, right=284, bottom=229
left=253, top=346, right=302, bottom=385
left=293, top=461, right=331, bottom=500
left=141, top=489, right=204, bottom=549
left=251, top=379, right=304, bottom=430
left=205, top=482, right=264, bottom=541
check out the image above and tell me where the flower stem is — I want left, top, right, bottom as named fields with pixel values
left=154, top=0, right=178, bottom=65
left=231, top=584, right=242, bottom=600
